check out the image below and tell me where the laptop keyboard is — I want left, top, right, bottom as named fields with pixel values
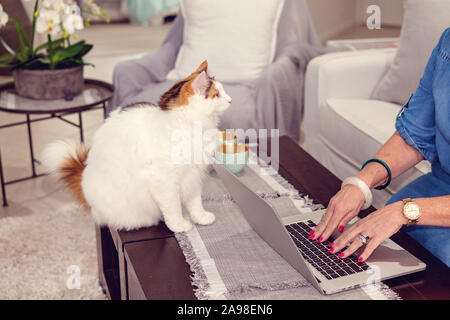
left=286, top=220, right=370, bottom=280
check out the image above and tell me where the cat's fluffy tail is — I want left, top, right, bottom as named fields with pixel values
left=41, top=140, right=90, bottom=209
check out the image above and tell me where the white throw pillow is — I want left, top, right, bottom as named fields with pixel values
left=166, top=0, right=285, bottom=83
left=372, top=0, right=450, bottom=105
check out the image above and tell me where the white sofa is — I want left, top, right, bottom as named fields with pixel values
left=302, top=48, right=431, bottom=209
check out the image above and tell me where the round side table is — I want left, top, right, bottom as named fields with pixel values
left=0, top=79, right=114, bottom=206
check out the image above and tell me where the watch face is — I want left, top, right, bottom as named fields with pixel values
left=404, top=203, right=421, bottom=220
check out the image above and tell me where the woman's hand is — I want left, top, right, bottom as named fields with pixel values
left=310, top=184, right=366, bottom=242
left=329, top=201, right=407, bottom=261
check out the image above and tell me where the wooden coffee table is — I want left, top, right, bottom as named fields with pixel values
left=96, top=136, right=450, bottom=300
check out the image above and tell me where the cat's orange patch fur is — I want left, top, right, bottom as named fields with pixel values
left=59, top=145, right=90, bottom=210
left=206, top=83, right=219, bottom=99
left=158, top=60, right=218, bottom=110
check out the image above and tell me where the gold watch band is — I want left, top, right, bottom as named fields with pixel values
left=402, top=198, right=413, bottom=205
left=402, top=198, right=419, bottom=227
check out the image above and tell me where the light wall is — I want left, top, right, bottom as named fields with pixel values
left=307, top=0, right=358, bottom=43
left=307, top=0, right=404, bottom=43
left=355, top=0, right=404, bottom=26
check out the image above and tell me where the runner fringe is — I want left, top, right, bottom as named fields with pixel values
left=225, top=280, right=311, bottom=298
left=361, top=282, right=403, bottom=300
left=175, top=232, right=211, bottom=300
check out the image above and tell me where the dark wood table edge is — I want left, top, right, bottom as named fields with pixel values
left=96, top=224, right=176, bottom=300
left=123, top=237, right=197, bottom=300
left=96, top=136, right=450, bottom=300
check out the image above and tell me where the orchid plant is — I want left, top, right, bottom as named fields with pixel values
left=0, top=0, right=109, bottom=70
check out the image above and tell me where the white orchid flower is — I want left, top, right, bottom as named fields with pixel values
left=90, top=3, right=102, bottom=15
left=42, top=0, right=66, bottom=13
left=63, top=13, right=84, bottom=35
left=64, top=4, right=81, bottom=16
left=52, top=0, right=68, bottom=14
left=42, top=0, right=54, bottom=9
left=36, top=9, right=62, bottom=36
left=48, top=24, right=62, bottom=37
left=83, top=0, right=102, bottom=15
left=0, top=4, right=8, bottom=28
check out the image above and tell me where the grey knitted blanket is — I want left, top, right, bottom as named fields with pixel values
left=175, top=162, right=400, bottom=300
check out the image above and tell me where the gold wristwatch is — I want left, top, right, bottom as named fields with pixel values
left=402, top=198, right=421, bottom=227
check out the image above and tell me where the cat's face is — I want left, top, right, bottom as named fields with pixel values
left=158, top=60, right=232, bottom=115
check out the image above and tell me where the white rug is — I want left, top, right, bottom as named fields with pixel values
left=0, top=196, right=106, bottom=300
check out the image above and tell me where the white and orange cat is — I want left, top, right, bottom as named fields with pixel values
left=42, top=61, right=232, bottom=232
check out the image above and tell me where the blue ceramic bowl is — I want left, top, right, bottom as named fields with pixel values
left=215, top=143, right=249, bottom=174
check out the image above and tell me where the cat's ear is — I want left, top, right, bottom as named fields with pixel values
left=191, top=71, right=209, bottom=96
left=195, top=60, right=208, bottom=74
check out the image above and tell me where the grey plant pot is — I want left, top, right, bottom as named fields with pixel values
left=13, top=65, right=84, bottom=101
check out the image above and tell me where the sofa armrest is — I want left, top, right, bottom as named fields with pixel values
left=302, top=49, right=396, bottom=148
left=306, top=48, right=396, bottom=102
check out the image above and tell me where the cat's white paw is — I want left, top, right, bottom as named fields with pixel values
left=166, top=218, right=192, bottom=233
left=192, top=211, right=216, bottom=225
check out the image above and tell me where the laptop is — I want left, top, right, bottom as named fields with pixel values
left=212, top=163, right=426, bottom=295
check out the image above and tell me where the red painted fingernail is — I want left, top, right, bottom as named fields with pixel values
left=328, top=248, right=334, bottom=253
left=358, top=257, right=363, bottom=263
left=328, top=242, right=335, bottom=247
left=317, top=237, right=323, bottom=242
left=338, top=226, right=344, bottom=233
left=308, top=235, right=315, bottom=239
left=309, top=230, right=315, bottom=235
left=338, top=253, right=345, bottom=258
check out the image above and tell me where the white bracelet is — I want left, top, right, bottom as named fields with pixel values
left=341, top=176, right=373, bottom=210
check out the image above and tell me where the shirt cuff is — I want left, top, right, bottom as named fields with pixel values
left=395, top=113, right=437, bottom=164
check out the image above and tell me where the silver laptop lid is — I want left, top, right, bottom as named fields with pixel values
left=212, top=163, right=324, bottom=293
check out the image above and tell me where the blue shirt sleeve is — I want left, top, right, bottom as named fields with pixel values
left=395, top=29, right=449, bottom=164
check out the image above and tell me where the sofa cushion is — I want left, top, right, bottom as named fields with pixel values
left=320, top=98, right=431, bottom=175
left=166, top=0, right=284, bottom=83
left=321, top=98, right=400, bottom=166
left=372, top=0, right=450, bottom=105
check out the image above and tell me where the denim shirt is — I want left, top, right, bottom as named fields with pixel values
left=396, top=28, right=450, bottom=178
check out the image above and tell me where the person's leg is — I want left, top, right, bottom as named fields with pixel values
left=387, top=173, right=450, bottom=267
left=402, top=225, right=450, bottom=267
